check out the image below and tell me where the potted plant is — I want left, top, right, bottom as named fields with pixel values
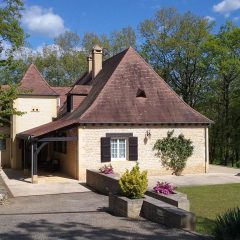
left=109, top=163, right=148, bottom=218
left=153, top=181, right=175, bottom=195
left=99, top=164, right=114, bottom=174
left=145, top=181, right=190, bottom=211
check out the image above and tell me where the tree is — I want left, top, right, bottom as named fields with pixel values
left=29, top=44, right=87, bottom=86
left=139, top=8, right=213, bottom=107
left=0, top=83, right=24, bottom=138
left=204, top=22, right=240, bottom=165
left=81, top=32, right=111, bottom=56
left=0, top=0, right=25, bottom=137
left=110, top=26, right=136, bottom=55
left=0, top=0, right=24, bottom=66
left=54, top=31, right=81, bottom=52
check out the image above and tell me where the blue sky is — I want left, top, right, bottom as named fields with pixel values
left=22, top=0, right=240, bottom=49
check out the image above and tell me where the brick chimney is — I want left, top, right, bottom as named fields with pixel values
left=92, top=45, right=103, bottom=78
left=87, top=54, right=92, bottom=73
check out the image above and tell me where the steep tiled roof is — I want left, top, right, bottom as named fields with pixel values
left=19, top=64, right=58, bottom=96
left=18, top=119, right=77, bottom=138
left=18, top=47, right=212, bottom=138
left=67, top=47, right=212, bottom=124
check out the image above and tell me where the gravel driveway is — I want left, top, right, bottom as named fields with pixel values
left=0, top=192, right=210, bottom=240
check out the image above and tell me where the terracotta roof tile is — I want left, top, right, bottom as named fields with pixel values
left=68, top=47, right=212, bottom=124
left=18, top=119, right=77, bottom=138
left=19, top=64, right=58, bottom=96
left=18, top=47, right=212, bottom=137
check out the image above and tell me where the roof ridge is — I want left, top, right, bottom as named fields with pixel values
left=127, top=47, right=213, bottom=123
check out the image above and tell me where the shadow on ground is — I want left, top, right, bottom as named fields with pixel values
left=0, top=215, right=208, bottom=240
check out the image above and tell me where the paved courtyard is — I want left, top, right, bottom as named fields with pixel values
left=148, top=165, right=240, bottom=188
left=0, top=191, right=210, bottom=240
left=0, top=169, right=90, bottom=197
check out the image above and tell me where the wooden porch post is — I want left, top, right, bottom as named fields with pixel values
left=23, top=140, right=28, bottom=175
left=31, top=142, right=38, bottom=184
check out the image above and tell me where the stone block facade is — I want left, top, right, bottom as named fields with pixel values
left=78, top=125, right=209, bottom=181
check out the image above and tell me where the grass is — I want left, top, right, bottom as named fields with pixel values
left=178, top=184, right=240, bottom=235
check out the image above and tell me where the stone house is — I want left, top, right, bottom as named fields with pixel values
left=0, top=46, right=212, bottom=183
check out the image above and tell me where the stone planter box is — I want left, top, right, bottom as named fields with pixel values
left=145, top=190, right=190, bottom=211
left=86, top=169, right=121, bottom=195
left=141, top=197, right=195, bottom=230
left=109, top=194, right=144, bottom=218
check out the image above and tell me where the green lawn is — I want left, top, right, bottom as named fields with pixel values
left=178, top=184, right=240, bottom=235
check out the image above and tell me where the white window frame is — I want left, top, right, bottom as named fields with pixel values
left=111, top=138, right=127, bottom=160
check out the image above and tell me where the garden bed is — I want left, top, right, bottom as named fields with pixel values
left=145, top=190, right=190, bottom=211
left=86, top=169, right=121, bottom=195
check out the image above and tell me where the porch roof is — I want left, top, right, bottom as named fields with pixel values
left=17, top=119, right=78, bottom=139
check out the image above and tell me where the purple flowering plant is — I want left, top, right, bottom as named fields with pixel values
left=99, top=164, right=114, bottom=174
left=153, top=181, right=175, bottom=195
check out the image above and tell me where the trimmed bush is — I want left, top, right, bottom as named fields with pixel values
left=153, top=130, right=194, bottom=175
left=214, top=207, right=240, bottom=240
left=119, top=163, right=148, bottom=199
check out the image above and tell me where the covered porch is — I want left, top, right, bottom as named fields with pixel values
left=0, top=168, right=90, bottom=197
left=17, top=123, right=79, bottom=184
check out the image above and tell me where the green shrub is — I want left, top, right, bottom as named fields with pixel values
left=214, top=207, right=240, bottom=240
left=236, top=161, right=240, bottom=168
left=119, top=163, right=148, bottom=199
left=153, top=130, right=194, bottom=175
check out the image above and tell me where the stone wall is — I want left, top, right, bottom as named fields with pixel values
left=141, top=196, right=196, bottom=230
left=52, top=128, right=78, bottom=179
left=78, top=125, right=209, bottom=181
left=86, top=170, right=121, bottom=194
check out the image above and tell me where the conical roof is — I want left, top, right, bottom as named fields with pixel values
left=19, top=64, right=58, bottom=96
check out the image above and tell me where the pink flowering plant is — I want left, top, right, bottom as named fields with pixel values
left=153, top=181, right=175, bottom=195
left=99, top=164, right=114, bottom=174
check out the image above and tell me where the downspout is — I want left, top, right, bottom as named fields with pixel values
left=204, top=127, right=209, bottom=173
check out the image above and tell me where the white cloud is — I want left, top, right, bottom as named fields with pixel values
left=22, top=5, right=66, bottom=37
left=213, top=0, right=240, bottom=16
left=204, top=16, right=215, bottom=22
left=233, top=16, right=240, bottom=20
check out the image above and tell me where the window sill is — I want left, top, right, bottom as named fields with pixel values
left=111, top=158, right=127, bottom=162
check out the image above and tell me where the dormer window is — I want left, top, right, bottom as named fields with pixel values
left=136, top=88, right=146, bottom=98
